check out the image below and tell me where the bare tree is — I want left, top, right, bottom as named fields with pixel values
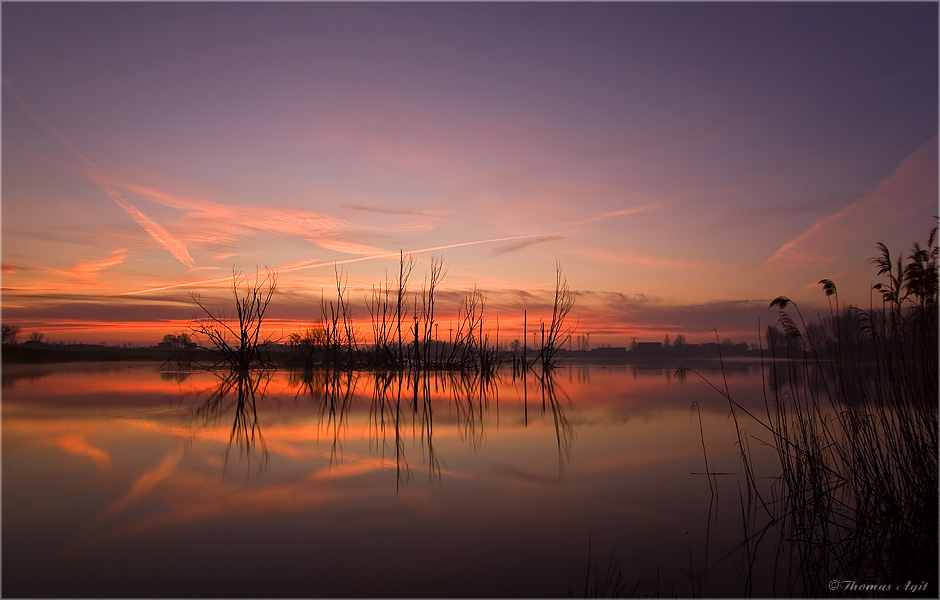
left=2, top=324, right=22, bottom=344
left=190, top=267, right=278, bottom=372
left=28, top=331, right=46, bottom=343
left=419, top=255, right=446, bottom=368
left=536, top=260, right=576, bottom=369
left=367, top=270, right=395, bottom=367
left=162, top=333, right=194, bottom=348
left=288, top=326, right=327, bottom=371
left=318, top=266, right=359, bottom=366
left=395, top=251, right=416, bottom=364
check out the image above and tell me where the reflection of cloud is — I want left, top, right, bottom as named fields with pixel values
left=107, top=451, right=182, bottom=513
left=490, top=462, right=564, bottom=486
left=52, top=434, right=111, bottom=470
left=57, top=448, right=184, bottom=559
left=71, top=452, right=403, bottom=554
left=767, top=135, right=938, bottom=266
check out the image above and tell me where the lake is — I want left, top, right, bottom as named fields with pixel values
left=2, top=360, right=790, bottom=597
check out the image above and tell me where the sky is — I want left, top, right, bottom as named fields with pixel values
left=2, top=1, right=937, bottom=347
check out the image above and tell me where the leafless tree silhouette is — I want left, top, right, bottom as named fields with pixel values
left=2, top=324, right=22, bottom=344
left=190, top=267, right=278, bottom=372
left=533, top=260, right=575, bottom=370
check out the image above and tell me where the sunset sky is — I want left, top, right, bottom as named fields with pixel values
left=2, top=2, right=937, bottom=347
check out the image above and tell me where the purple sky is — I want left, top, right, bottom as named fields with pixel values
left=2, top=2, right=937, bottom=346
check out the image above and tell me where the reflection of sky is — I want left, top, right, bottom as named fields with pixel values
left=2, top=3, right=936, bottom=346
left=2, top=364, right=783, bottom=597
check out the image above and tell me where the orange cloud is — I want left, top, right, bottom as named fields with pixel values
left=112, top=179, right=388, bottom=256
left=68, top=248, right=127, bottom=279
left=103, top=190, right=196, bottom=268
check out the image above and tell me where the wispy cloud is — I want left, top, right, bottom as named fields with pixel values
left=113, top=180, right=388, bottom=256
left=119, top=230, right=583, bottom=296
left=577, top=187, right=729, bottom=227
left=1, top=249, right=128, bottom=302
left=580, top=202, right=664, bottom=225
left=489, top=235, right=564, bottom=256
left=766, top=135, right=938, bottom=266
left=68, top=248, right=127, bottom=279
left=581, top=247, right=715, bottom=271
left=344, top=204, right=440, bottom=217
left=3, top=74, right=196, bottom=268
left=103, top=191, right=195, bottom=267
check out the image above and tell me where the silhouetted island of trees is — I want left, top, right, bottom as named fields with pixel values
left=0, top=334, right=759, bottom=366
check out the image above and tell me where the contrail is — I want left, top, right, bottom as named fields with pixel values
left=277, top=231, right=581, bottom=273
left=117, top=230, right=583, bottom=296
left=3, top=74, right=196, bottom=268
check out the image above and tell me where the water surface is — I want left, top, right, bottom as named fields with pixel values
left=2, top=361, right=784, bottom=597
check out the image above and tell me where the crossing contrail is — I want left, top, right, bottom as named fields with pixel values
left=117, top=229, right=583, bottom=296
left=3, top=74, right=196, bottom=268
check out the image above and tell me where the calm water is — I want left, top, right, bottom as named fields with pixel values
left=2, top=360, right=788, bottom=597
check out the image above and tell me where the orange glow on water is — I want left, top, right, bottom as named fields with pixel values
left=3, top=358, right=781, bottom=597
left=52, top=434, right=112, bottom=470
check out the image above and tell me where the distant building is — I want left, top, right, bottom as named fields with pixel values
left=634, top=342, right=663, bottom=353
left=590, top=346, right=627, bottom=356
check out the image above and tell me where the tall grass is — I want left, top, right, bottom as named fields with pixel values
left=690, top=228, right=938, bottom=596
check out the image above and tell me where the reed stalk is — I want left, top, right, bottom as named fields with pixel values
left=687, top=228, right=938, bottom=596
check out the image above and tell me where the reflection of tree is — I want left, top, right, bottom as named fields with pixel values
left=193, top=370, right=270, bottom=474
left=364, top=370, right=500, bottom=490
left=367, top=371, right=415, bottom=490
left=416, top=371, right=442, bottom=482
left=450, top=370, right=496, bottom=450
left=529, top=368, right=575, bottom=478
left=281, top=367, right=578, bottom=488
left=290, top=369, right=357, bottom=464
left=160, top=370, right=192, bottom=383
